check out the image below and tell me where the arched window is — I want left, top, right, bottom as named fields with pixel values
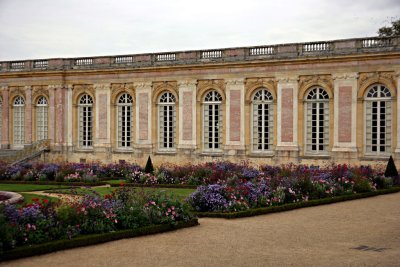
left=305, top=87, right=329, bottom=153
left=36, top=96, right=48, bottom=140
left=365, top=84, right=392, bottom=154
left=78, top=94, right=93, bottom=148
left=117, top=93, right=133, bottom=148
left=13, top=96, right=25, bottom=146
left=158, top=92, right=176, bottom=150
left=203, top=90, right=222, bottom=151
left=252, top=88, right=274, bottom=152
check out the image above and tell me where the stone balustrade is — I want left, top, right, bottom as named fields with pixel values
left=0, top=36, right=399, bottom=72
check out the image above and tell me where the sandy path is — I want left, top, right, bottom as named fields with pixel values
left=2, top=192, right=400, bottom=267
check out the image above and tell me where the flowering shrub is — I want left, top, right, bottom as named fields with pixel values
left=0, top=187, right=194, bottom=253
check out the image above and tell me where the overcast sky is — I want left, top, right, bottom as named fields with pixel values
left=0, top=0, right=399, bottom=61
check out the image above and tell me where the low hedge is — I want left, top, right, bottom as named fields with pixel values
left=193, top=187, right=400, bottom=219
left=0, top=218, right=199, bottom=262
left=0, top=180, right=107, bottom=187
left=110, top=183, right=198, bottom=189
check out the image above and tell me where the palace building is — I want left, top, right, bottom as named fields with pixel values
left=0, top=36, right=399, bottom=166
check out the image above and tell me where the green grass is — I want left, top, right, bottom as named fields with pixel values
left=48, top=187, right=195, bottom=202
left=103, top=179, right=126, bottom=185
left=19, top=193, right=58, bottom=206
left=0, top=184, right=70, bottom=192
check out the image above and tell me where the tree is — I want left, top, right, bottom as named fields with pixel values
left=144, top=156, right=154, bottom=174
left=384, top=155, right=398, bottom=178
left=378, top=19, right=400, bottom=37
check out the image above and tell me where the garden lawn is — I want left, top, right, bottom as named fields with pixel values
left=102, top=179, right=126, bottom=185
left=49, top=187, right=195, bottom=202
left=0, top=184, right=70, bottom=192
left=19, top=193, right=58, bottom=206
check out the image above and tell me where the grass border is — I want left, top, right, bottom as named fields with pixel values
left=192, top=187, right=400, bottom=219
left=0, top=181, right=107, bottom=187
left=110, top=183, right=198, bottom=189
left=0, top=218, right=198, bottom=262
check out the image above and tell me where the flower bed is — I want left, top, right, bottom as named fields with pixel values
left=187, top=164, right=399, bottom=214
left=0, top=187, right=196, bottom=259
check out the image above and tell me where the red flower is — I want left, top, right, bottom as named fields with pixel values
left=120, top=182, right=125, bottom=187
left=31, top=198, right=39, bottom=202
left=42, top=199, right=49, bottom=204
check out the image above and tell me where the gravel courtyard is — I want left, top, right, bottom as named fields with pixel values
left=2, top=192, right=400, bottom=267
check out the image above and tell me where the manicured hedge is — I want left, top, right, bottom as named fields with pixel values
left=0, top=180, right=107, bottom=187
left=0, top=218, right=198, bottom=262
left=110, top=183, right=198, bottom=189
left=192, top=187, right=400, bottom=219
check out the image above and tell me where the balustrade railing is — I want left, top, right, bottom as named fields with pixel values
left=156, top=53, right=176, bottom=61
left=201, top=50, right=222, bottom=59
left=249, top=46, right=275, bottom=56
left=362, top=38, right=392, bottom=48
left=1, top=36, right=398, bottom=72
left=303, top=42, right=331, bottom=52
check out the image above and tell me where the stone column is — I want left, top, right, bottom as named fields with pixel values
left=24, top=86, right=32, bottom=145
left=55, top=86, right=65, bottom=148
left=66, top=85, right=73, bottom=148
left=276, top=76, right=299, bottom=152
left=177, top=80, right=197, bottom=150
left=395, top=71, right=400, bottom=153
left=225, top=78, right=245, bottom=155
left=332, top=73, right=358, bottom=153
left=94, top=83, right=111, bottom=150
left=48, top=85, right=56, bottom=147
left=1, top=86, right=9, bottom=148
left=135, top=82, right=152, bottom=148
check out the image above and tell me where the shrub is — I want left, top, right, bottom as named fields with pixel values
left=384, top=155, right=398, bottom=178
left=144, top=156, right=154, bottom=174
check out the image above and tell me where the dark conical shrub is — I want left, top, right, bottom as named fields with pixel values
left=384, top=155, right=398, bottom=177
left=144, top=156, right=154, bottom=174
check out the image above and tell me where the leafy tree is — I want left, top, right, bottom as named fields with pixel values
left=378, top=19, right=400, bottom=37
left=384, top=155, right=398, bottom=178
left=144, top=156, right=154, bottom=174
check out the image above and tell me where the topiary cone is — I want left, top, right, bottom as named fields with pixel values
left=384, top=155, right=398, bottom=177
left=144, top=156, right=154, bottom=174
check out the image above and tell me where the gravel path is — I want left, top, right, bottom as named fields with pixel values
left=2, top=192, right=400, bottom=267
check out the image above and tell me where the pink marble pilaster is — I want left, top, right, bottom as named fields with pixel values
left=139, top=93, right=148, bottom=140
left=230, top=90, right=241, bottom=142
left=25, top=88, right=32, bottom=144
left=182, top=91, right=193, bottom=140
left=55, top=87, right=65, bottom=144
left=48, top=88, right=55, bottom=144
left=98, top=94, right=108, bottom=140
left=338, top=86, right=352, bottom=142
left=281, top=88, right=293, bottom=142
left=2, top=89, right=9, bottom=145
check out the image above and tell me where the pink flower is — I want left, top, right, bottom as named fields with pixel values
left=171, top=206, right=175, bottom=210
left=168, top=208, right=171, bottom=212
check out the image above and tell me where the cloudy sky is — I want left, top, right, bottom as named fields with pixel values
left=0, top=0, right=399, bottom=61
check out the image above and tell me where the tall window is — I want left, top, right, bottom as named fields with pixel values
left=203, top=90, right=222, bottom=151
left=78, top=94, right=93, bottom=148
left=365, top=84, right=392, bottom=154
left=117, top=93, right=133, bottom=148
left=252, top=88, right=274, bottom=152
left=158, top=92, right=176, bottom=150
left=36, top=96, right=48, bottom=140
left=13, top=96, right=25, bottom=146
left=305, top=87, right=329, bottom=153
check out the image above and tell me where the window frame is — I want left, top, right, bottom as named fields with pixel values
left=157, top=91, right=176, bottom=152
left=202, top=90, right=223, bottom=152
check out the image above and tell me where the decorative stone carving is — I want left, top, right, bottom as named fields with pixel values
left=72, top=84, right=95, bottom=104
left=358, top=72, right=396, bottom=92
left=9, top=86, right=26, bottom=103
left=332, top=73, right=358, bottom=80
left=299, top=75, right=333, bottom=92
left=196, top=79, right=225, bottom=101
left=152, top=81, right=178, bottom=102
left=177, top=80, right=197, bottom=87
left=111, top=83, right=135, bottom=104
left=32, top=85, right=49, bottom=102
left=245, top=77, right=277, bottom=101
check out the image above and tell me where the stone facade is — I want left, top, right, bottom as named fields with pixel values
left=1, top=36, right=400, bottom=166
